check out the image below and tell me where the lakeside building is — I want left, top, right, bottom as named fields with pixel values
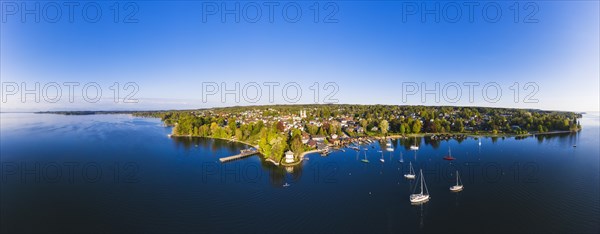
left=285, top=150, right=295, bottom=163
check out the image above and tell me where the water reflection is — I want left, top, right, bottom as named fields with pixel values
left=415, top=203, right=428, bottom=229
left=171, top=136, right=253, bottom=152
left=164, top=130, right=590, bottom=190
left=1, top=113, right=597, bottom=233
left=454, top=191, right=462, bottom=207
left=170, top=136, right=306, bottom=187
left=388, top=132, right=582, bottom=147
left=534, top=132, right=579, bottom=147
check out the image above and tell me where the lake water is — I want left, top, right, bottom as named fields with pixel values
left=1, top=113, right=598, bottom=233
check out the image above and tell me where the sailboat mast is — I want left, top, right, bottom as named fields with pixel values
left=456, top=171, right=459, bottom=186
left=420, top=170, right=424, bottom=195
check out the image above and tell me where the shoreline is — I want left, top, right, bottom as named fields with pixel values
left=280, top=149, right=322, bottom=167
left=372, top=130, right=579, bottom=139
left=298, top=149, right=321, bottom=160
left=169, top=129, right=579, bottom=167
left=171, top=133, right=324, bottom=167
left=170, top=134, right=259, bottom=149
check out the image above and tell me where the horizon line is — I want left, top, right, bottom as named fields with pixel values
left=2, top=103, right=593, bottom=114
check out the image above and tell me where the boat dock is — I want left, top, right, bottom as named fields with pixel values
left=219, top=150, right=259, bottom=163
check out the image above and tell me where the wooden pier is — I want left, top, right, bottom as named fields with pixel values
left=219, top=150, right=260, bottom=163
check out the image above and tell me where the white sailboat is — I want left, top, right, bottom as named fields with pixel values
left=410, top=169, right=430, bottom=204
left=361, top=150, right=369, bottom=163
left=478, top=138, right=481, bottom=146
left=386, top=139, right=394, bottom=151
left=404, top=162, right=415, bottom=179
left=410, top=136, right=419, bottom=150
left=399, top=152, right=404, bottom=163
left=380, top=150, right=385, bottom=163
left=449, top=170, right=463, bottom=192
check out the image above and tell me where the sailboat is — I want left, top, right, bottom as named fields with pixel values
left=410, top=169, right=430, bottom=204
left=478, top=138, right=481, bottom=146
left=410, top=137, right=419, bottom=150
left=443, top=147, right=455, bottom=161
left=361, top=150, right=369, bottom=163
left=386, top=139, right=394, bottom=151
left=380, top=150, right=385, bottom=163
left=449, top=170, right=463, bottom=192
left=404, top=162, right=415, bottom=179
left=399, top=152, right=404, bottom=163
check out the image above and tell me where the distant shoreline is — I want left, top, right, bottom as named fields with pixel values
left=30, top=105, right=590, bottom=116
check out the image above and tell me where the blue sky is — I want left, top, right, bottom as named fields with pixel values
left=1, top=1, right=598, bottom=112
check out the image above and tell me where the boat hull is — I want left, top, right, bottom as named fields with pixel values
left=410, top=194, right=430, bottom=204
left=450, top=185, right=463, bottom=192
left=404, top=174, right=415, bottom=179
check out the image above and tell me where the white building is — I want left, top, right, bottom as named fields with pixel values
left=299, top=110, right=307, bottom=118
left=285, top=150, right=295, bottom=163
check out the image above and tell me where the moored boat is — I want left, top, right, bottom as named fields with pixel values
left=449, top=170, right=463, bottom=192
left=410, top=169, right=430, bottom=204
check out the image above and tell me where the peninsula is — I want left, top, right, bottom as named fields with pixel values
left=128, top=104, right=582, bottom=165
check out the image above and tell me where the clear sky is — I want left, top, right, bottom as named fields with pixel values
left=1, top=1, right=598, bottom=112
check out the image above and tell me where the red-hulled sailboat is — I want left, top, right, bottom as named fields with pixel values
left=443, top=147, right=455, bottom=161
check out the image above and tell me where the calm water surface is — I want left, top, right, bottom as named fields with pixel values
left=1, top=113, right=598, bottom=233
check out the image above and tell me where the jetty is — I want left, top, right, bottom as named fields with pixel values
left=219, top=149, right=259, bottom=163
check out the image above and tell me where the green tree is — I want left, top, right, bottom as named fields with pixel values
left=289, top=130, right=304, bottom=157
left=235, top=129, right=243, bottom=140
left=228, top=117, right=237, bottom=133
left=411, top=120, right=422, bottom=134
left=306, top=124, right=318, bottom=135
left=210, top=122, right=219, bottom=136
left=360, top=119, right=368, bottom=131
left=380, top=120, right=389, bottom=135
